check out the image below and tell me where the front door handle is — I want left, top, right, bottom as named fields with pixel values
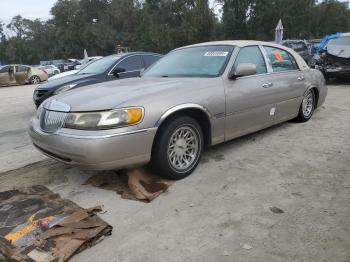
left=297, top=76, right=304, bottom=81
left=262, top=82, right=273, bottom=88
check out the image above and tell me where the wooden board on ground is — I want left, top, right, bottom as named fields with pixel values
left=0, top=185, right=112, bottom=262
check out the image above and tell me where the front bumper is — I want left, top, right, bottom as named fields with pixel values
left=28, top=119, right=157, bottom=170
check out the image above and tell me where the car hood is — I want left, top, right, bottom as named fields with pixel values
left=53, top=77, right=206, bottom=112
left=37, top=73, right=94, bottom=90
left=326, top=45, right=350, bottom=58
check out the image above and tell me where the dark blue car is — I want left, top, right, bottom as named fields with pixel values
left=33, top=52, right=162, bottom=106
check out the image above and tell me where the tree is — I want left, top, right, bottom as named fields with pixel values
left=0, top=0, right=349, bottom=65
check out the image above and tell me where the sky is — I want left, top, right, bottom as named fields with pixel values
left=0, top=0, right=57, bottom=24
left=0, top=0, right=349, bottom=25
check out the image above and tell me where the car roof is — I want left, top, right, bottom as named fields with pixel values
left=114, top=52, right=162, bottom=58
left=181, top=40, right=301, bottom=49
left=177, top=40, right=309, bottom=71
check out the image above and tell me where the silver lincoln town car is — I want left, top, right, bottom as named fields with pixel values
left=29, top=41, right=327, bottom=179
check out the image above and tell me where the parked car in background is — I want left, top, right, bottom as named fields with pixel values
left=281, top=40, right=311, bottom=64
left=0, top=64, right=48, bottom=86
left=313, top=32, right=350, bottom=79
left=33, top=52, right=162, bottom=106
left=29, top=41, right=327, bottom=179
left=37, top=65, right=60, bottom=76
left=48, top=58, right=102, bottom=81
left=41, top=59, right=78, bottom=72
left=308, top=39, right=322, bottom=56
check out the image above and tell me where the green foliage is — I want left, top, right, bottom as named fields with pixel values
left=0, top=0, right=349, bottom=64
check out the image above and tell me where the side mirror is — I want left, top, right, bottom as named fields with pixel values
left=112, top=67, right=126, bottom=77
left=229, top=63, right=257, bottom=79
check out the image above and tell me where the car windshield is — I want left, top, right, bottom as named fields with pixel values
left=77, top=55, right=121, bottom=75
left=328, top=36, right=350, bottom=46
left=143, top=45, right=234, bottom=77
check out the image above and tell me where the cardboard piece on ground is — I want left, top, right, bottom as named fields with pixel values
left=0, top=185, right=112, bottom=262
left=84, top=169, right=173, bottom=202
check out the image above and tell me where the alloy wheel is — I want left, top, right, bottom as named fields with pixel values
left=302, top=89, right=314, bottom=118
left=167, top=126, right=200, bottom=172
left=31, top=76, right=40, bottom=84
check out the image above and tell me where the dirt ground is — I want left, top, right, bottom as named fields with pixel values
left=0, top=82, right=349, bottom=262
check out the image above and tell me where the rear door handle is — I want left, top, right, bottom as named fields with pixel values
left=297, top=76, right=304, bottom=81
left=262, top=82, right=273, bottom=88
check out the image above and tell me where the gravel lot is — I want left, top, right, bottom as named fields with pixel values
left=0, top=82, right=349, bottom=262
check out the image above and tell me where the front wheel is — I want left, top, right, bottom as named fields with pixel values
left=151, top=116, right=204, bottom=180
left=30, top=75, right=41, bottom=84
left=295, top=89, right=315, bottom=122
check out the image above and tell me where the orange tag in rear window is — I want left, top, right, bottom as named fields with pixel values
left=274, top=50, right=283, bottom=62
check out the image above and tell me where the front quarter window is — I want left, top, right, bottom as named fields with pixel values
left=143, top=45, right=234, bottom=77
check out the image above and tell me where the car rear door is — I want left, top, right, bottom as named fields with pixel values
left=224, top=46, right=277, bottom=140
left=14, top=65, right=29, bottom=84
left=262, top=46, right=306, bottom=123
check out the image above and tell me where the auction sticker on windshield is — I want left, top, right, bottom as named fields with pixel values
left=204, top=51, right=228, bottom=57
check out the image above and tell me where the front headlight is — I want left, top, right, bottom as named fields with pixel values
left=54, top=84, right=78, bottom=95
left=64, top=107, right=144, bottom=130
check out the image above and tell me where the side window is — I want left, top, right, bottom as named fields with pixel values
left=143, top=55, right=161, bottom=68
left=118, top=56, right=143, bottom=71
left=0, top=66, right=9, bottom=73
left=264, top=46, right=298, bottom=72
left=234, top=46, right=267, bottom=75
left=16, top=66, right=29, bottom=72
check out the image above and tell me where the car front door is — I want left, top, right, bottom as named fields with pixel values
left=224, top=46, right=278, bottom=140
left=262, top=46, right=306, bottom=123
left=0, top=66, right=10, bottom=86
left=113, top=55, right=144, bottom=79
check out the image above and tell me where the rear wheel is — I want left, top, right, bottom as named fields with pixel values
left=151, top=116, right=203, bottom=180
left=295, top=89, right=315, bottom=122
left=30, top=75, right=41, bottom=84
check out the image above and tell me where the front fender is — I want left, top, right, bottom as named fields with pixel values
left=154, top=103, right=213, bottom=127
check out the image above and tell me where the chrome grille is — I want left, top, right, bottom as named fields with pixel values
left=40, top=109, right=67, bottom=133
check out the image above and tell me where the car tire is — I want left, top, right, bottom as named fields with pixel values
left=151, top=116, right=204, bottom=180
left=54, top=70, right=59, bottom=75
left=30, top=75, right=41, bottom=84
left=295, top=88, right=315, bottom=122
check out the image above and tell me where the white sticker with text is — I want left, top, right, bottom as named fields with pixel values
left=204, top=51, right=228, bottom=57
